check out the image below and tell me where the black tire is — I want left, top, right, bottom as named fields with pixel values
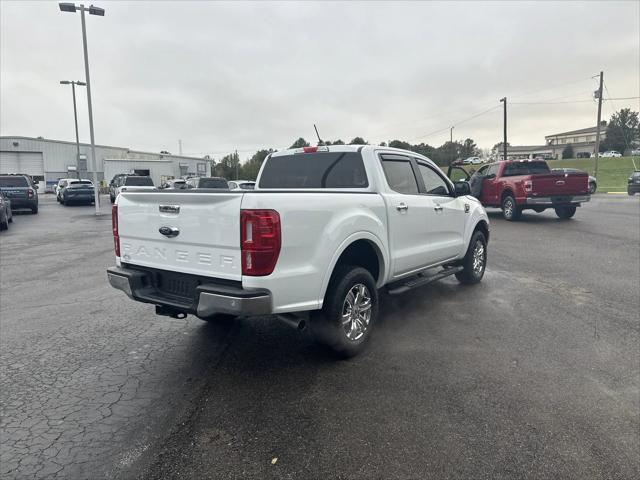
left=589, top=182, right=597, bottom=194
left=629, top=189, right=635, bottom=196
left=0, top=218, right=7, bottom=231
left=31, top=205, right=38, bottom=214
left=555, top=206, right=576, bottom=219
left=501, top=195, right=521, bottom=221
left=110, top=194, right=115, bottom=204
left=532, top=207, right=546, bottom=213
left=309, top=265, right=378, bottom=358
left=8, top=214, right=12, bottom=223
left=455, top=230, right=487, bottom=285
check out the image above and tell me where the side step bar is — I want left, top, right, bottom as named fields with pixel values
left=386, top=266, right=463, bottom=295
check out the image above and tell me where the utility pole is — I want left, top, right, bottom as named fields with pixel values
left=450, top=126, right=454, bottom=143
left=178, top=139, right=183, bottom=156
left=235, top=149, right=238, bottom=180
left=500, top=97, right=507, bottom=161
left=594, top=71, right=604, bottom=180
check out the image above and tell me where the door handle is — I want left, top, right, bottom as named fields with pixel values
left=434, top=204, right=443, bottom=212
left=396, top=203, right=408, bottom=212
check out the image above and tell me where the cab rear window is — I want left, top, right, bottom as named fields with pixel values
left=259, top=152, right=368, bottom=189
left=0, top=176, right=29, bottom=187
left=125, top=176, right=154, bottom=186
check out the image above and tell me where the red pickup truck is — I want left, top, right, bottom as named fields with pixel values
left=449, top=160, right=590, bottom=221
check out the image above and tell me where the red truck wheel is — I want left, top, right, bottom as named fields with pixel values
left=501, top=195, right=521, bottom=221
left=555, top=206, right=576, bottom=219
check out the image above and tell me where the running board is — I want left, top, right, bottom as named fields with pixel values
left=386, top=266, right=463, bottom=295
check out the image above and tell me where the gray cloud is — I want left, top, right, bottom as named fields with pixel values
left=1, top=0, right=638, bottom=160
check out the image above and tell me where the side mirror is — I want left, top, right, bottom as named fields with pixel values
left=454, top=181, right=471, bottom=197
left=33, top=184, right=39, bottom=190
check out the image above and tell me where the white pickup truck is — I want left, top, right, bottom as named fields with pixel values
left=107, top=145, right=489, bottom=356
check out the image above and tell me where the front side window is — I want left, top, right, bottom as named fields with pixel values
left=417, top=163, right=449, bottom=195
left=381, top=159, right=419, bottom=194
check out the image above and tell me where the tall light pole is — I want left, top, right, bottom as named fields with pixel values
left=60, top=80, right=86, bottom=178
left=500, top=97, right=507, bottom=161
left=59, top=3, right=105, bottom=215
left=593, top=71, right=604, bottom=180
left=450, top=126, right=454, bottom=143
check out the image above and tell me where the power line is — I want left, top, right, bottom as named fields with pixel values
left=511, top=99, right=594, bottom=105
left=411, top=104, right=501, bottom=142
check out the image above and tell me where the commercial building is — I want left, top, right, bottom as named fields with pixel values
left=502, top=124, right=607, bottom=160
left=0, top=136, right=210, bottom=191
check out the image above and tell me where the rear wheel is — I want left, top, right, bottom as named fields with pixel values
left=629, top=188, right=636, bottom=196
left=31, top=205, right=38, bottom=214
left=501, top=195, right=521, bottom=221
left=589, top=182, right=597, bottom=194
left=0, top=217, right=8, bottom=231
left=455, top=230, right=487, bottom=285
left=309, top=265, right=378, bottom=358
left=555, top=206, right=576, bottom=219
left=110, top=194, right=115, bottom=204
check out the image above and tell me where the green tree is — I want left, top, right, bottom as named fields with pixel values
left=460, top=138, right=479, bottom=158
left=331, top=139, right=345, bottom=145
left=290, top=137, right=310, bottom=149
left=602, top=108, right=639, bottom=153
left=215, top=152, right=240, bottom=179
left=242, top=149, right=274, bottom=180
left=562, top=144, right=574, bottom=159
left=349, top=137, right=368, bottom=145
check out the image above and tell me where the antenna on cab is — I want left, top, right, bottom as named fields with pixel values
left=314, top=124, right=324, bottom=146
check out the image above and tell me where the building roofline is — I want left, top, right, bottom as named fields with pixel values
left=0, top=135, right=206, bottom=161
left=544, top=126, right=605, bottom=138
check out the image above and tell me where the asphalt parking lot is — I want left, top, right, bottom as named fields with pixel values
left=1, top=194, right=638, bottom=479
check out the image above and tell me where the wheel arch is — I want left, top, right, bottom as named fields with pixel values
left=319, top=233, right=387, bottom=308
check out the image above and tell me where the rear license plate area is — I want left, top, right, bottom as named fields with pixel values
left=155, top=271, right=198, bottom=300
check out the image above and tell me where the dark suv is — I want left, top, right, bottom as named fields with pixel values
left=628, top=171, right=640, bottom=195
left=0, top=174, right=39, bottom=214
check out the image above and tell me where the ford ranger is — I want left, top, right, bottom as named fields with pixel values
left=449, top=160, right=590, bottom=221
left=107, top=145, right=490, bottom=357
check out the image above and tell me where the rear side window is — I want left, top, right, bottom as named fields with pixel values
left=259, top=152, right=368, bottom=189
left=199, top=178, right=229, bottom=189
left=0, top=176, right=29, bottom=187
left=125, top=176, right=154, bottom=186
left=503, top=162, right=550, bottom=176
left=381, top=159, right=419, bottom=194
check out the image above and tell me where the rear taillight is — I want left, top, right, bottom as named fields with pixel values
left=112, top=204, right=120, bottom=257
left=241, top=209, right=281, bottom=276
left=524, top=180, right=532, bottom=194
left=27, top=189, right=35, bottom=198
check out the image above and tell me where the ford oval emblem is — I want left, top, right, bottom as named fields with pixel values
left=159, top=226, right=180, bottom=238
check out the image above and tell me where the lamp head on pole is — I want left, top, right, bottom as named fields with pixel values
left=58, top=3, right=77, bottom=12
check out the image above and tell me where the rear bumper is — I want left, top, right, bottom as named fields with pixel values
left=524, top=195, right=590, bottom=206
left=106, top=266, right=272, bottom=318
left=7, top=198, right=37, bottom=209
left=628, top=183, right=640, bottom=193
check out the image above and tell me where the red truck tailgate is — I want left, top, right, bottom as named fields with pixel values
left=530, top=172, right=589, bottom=196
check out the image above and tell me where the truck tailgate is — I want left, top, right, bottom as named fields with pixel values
left=117, top=191, right=243, bottom=281
left=531, top=173, right=589, bottom=196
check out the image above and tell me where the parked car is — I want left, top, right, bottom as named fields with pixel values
left=0, top=192, right=13, bottom=230
left=60, top=180, right=95, bottom=205
left=628, top=171, right=640, bottom=195
left=601, top=150, right=622, bottom=158
left=228, top=180, right=256, bottom=190
left=630, top=149, right=640, bottom=156
left=56, top=178, right=80, bottom=202
left=0, top=174, right=38, bottom=214
left=552, top=168, right=597, bottom=194
left=576, top=152, right=591, bottom=159
left=107, top=145, right=490, bottom=357
left=163, top=178, right=188, bottom=189
left=186, top=177, right=229, bottom=189
left=463, top=157, right=483, bottom=165
left=448, top=159, right=590, bottom=220
left=110, top=175, right=155, bottom=203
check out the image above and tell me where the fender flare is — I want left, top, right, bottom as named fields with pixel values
left=317, top=231, right=388, bottom=308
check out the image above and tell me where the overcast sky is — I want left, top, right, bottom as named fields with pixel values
left=1, top=1, right=638, bottom=160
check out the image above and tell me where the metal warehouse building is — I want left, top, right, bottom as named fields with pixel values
left=0, top=136, right=210, bottom=191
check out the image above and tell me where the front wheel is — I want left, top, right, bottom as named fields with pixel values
left=455, top=230, right=487, bottom=285
left=555, top=206, right=576, bottom=219
left=309, top=265, right=378, bottom=358
left=501, top=195, right=521, bottom=221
